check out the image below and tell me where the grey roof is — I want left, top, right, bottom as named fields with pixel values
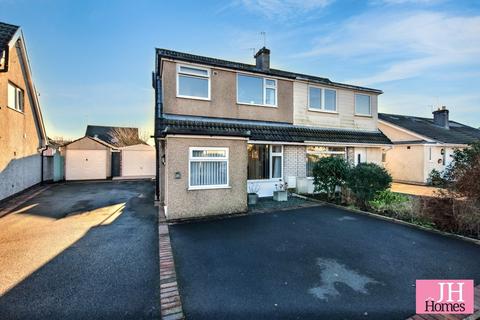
left=0, top=21, right=19, bottom=57
left=85, top=125, right=143, bottom=147
left=156, top=115, right=391, bottom=145
left=156, top=48, right=383, bottom=94
left=379, top=113, right=480, bottom=145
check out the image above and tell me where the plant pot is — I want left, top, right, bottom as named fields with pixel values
left=248, top=193, right=259, bottom=205
left=273, top=190, right=288, bottom=202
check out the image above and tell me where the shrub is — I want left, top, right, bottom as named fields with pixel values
left=419, top=196, right=480, bottom=239
left=427, top=169, right=447, bottom=187
left=346, top=163, right=392, bottom=208
left=312, top=157, right=349, bottom=201
left=369, top=190, right=412, bottom=217
left=444, top=142, right=480, bottom=200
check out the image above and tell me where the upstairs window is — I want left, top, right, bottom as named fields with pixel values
left=308, top=86, right=336, bottom=112
left=355, top=93, right=371, bottom=116
left=7, top=82, right=24, bottom=112
left=177, top=65, right=210, bottom=99
left=237, top=74, right=277, bottom=107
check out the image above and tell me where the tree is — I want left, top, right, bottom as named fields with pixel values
left=444, top=141, right=480, bottom=200
left=107, top=127, right=145, bottom=147
left=312, top=157, right=349, bottom=201
left=346, top=163, right=392, bottom=208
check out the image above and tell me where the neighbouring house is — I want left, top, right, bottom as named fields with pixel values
left=153, top=47, right=392, bottom=220
left=0, top=21, right=48, bottom=201
left=63, top=125, right=155, bottom=181
left=379, top=107, right=480, bottom=185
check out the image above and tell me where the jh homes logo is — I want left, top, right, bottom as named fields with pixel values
left=416, top=280, right=474, bottom=314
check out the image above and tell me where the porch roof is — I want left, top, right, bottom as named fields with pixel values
left=155, top=115, right=392, bottom=145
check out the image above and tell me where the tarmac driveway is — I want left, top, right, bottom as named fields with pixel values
left=170, top=205, right=480, bottom=320
left=0, top=181, right=160, bottom=319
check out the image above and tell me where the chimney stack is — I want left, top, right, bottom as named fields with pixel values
left=254, top=47, right=270, bottom=71
left=433, top=106, right=449, bottom=129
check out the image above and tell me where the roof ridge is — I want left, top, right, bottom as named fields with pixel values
left=157, top=48, right=382, bottom=94
left=0, top=21, right=20, bottom=29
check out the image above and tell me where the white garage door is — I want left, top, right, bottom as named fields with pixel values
left=122, top=150, right=155, bottom=177
left=66, top=149, right=107, bottom=180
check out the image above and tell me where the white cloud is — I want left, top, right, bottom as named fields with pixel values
left=297, top=11, right=480, bottom=85
left=235, top=0, right=334, bottom=19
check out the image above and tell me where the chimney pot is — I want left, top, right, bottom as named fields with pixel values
left=433, top=106, right=450, bottom=129
left=254, top=47, right=270, bottom=71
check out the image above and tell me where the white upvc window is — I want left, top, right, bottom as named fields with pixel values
left=188, top=147, right=229, bottom=190
left=237, top=74, right=277, bottom=107
left=308, top=86, right=337, bottom=112
left=306, top=146, right=346, bottom=177
left=7, top=82, right=24, bottom=112
left=247, top=144, right=283, bottom=180
left=355, top=93, right=371, bottom=116
left=177, top=64, right=211, bottom=100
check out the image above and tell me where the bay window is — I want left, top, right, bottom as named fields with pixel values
left=248, top=144, right=283, bottom=180
left=237, top=74, right=277, bottom=107
left=189, top=147, right=228, bottom=189
left=355, top=93, right=371, bottom=116
left=306, top=146, right=346, bottom=177
left=308, top=86, right=336, bottom=112
left=177, top=65, right=210, bottom=99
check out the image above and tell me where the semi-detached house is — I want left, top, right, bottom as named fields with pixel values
left=154, top=47, right=392, bottom=220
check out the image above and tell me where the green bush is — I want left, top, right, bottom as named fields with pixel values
left=312, top=157, right=349, bottom=201
left=369, top=190, right=412, bottom=217
left=427, top=169, right=447, bottom=187
left=346, top=163, right=392, bottom=208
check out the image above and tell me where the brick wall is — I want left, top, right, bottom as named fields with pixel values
left=284, top=145, right=307, bottom=180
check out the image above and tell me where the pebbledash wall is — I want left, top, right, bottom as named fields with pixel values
left=164, top=136, right=248, bottom=220
left=0, top=39, right=43, bottom=201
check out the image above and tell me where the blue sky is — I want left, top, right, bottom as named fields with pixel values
left=1, top=0, right=479, bottom=139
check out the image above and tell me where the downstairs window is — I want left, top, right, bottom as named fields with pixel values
left=189, top=147, right=228, bottom=189
left=306, top=146, right=346, bottom=177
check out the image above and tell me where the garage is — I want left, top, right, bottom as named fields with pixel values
left=120, top=144, right=155, bottom=178
left=64, top=136, right=115, bottom=181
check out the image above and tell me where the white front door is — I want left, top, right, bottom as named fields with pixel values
left=354, top=148, right=367, bottom=165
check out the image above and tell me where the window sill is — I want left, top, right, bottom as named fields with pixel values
left=247, top=178, right=283, bottom=182
left=307, top=108, right=338, bottom=114
left=7, top=106, right=24, bottom=114
left=177, top=95, right=211, bottom=101
left=354, top=113, right=372, bottom=118
left=188, top=185, right=231, bottom=191
left=237, top=102, right=278, bottom=109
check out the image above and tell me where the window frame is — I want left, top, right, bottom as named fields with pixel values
left=307, top=85, right=337, bottom=113
left=188, top=147, right=229, bottom=190
left=354, top=93, right=372, bottom=116
left=7, top=81, right=24, bottom=113
left=236, top=73, right=278, bottom=108
left=176, top=64, right=211, bottom=101
left=269, top=145, right=283, bottom=180
left=247, top=144, right=283, bottom=181
left=306, top=146, right=346, bottom=178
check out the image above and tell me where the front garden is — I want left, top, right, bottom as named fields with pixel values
left=304, top=142, right=480, bottom=240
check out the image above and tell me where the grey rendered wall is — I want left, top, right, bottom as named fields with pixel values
left=0, top=154, right=41, bottom=201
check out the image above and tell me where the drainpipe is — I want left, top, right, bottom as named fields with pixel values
left=39, top=144, right=48, bottom=185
